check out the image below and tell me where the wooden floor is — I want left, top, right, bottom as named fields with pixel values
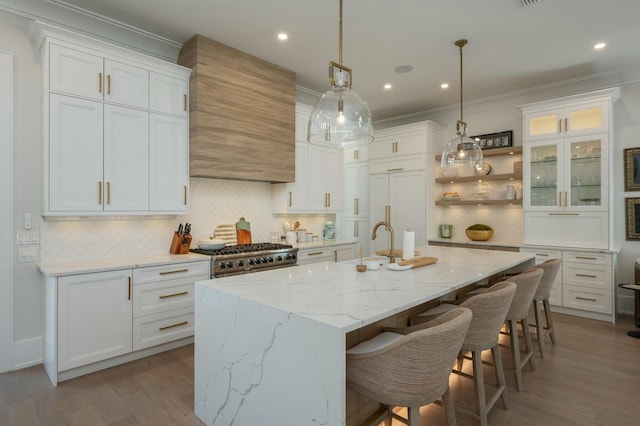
left=1, top=313, right=640, bottom=425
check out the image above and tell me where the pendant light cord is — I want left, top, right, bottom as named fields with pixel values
left=339, top=0, right=343, bottom=65
left=459, top=42, right=463, bottom=123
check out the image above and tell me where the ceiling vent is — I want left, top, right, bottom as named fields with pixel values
left=520, top=0, right=540, bottom=6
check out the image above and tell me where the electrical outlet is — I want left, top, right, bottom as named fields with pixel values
left=17, top=247, right=37, bottom=263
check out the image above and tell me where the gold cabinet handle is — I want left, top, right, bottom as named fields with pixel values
left=107, top=181, right=111, bottom=204
left=107, top=74, right=111, bottom=95
left=98, top=181, right=102, bottom=204
left=354, top=220, right=359, bottom=237
left=387, top=168, right=404, bottom=172
left=354, top=198, right=359, bottom=215
left=565, top=191, right=568, bottom=207
left=564, top=118, right=568, bottom=132
left=159, top=321, right=188, bottom=331
left=576, top=273, right=597, bottom=278
left=354, top=149, right=359, bottom=160
left=128, top=277, right=131, bottom=300
left=328, top=193, right=331, bottom=207
left=548, top=213, right=579, bottom=216
left=288, top=191, right=292, bottom=207
left=576, top=296, right=597, bottom=302
left=159, top=269, right=189, bottom=276
left=558, top=118, right=561, bottom=133
left=183, top=186, right=187, bottom=205
left=576, top=256, right=597, bottom=260
left=307, top=251, right=324, bottom=256
left=159, top=291, right=189, bottom=299
left=536, top=253, right=549, bottom=257
left=558, top=191, right=562, bottom=207
left=98, top=73, right=102, bottom=93
left=183, top=94, right=187, bottom=111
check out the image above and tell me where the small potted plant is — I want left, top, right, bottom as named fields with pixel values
left=465, top=224, right=494, bottom=241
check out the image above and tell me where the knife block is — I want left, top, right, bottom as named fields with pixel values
left=170, top=232, right=192, bottom=254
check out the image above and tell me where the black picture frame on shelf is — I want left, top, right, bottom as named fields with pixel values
left=624, top=147, right=640, bottom=191
left=626, top=197, right=640, bottom=240
left=471, top=130, right=513, bottom=150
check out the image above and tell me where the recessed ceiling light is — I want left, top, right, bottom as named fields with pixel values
left=394, top=65, right=413, bottom=73
left=441, top=83, right=449, bottom=89
left=594, top=42, right=606, bottom=50
left=383, top=83, right=392, bottom=90
left=277, top=33, right=288, bottom=41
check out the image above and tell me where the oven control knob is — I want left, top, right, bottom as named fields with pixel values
left=276, top=255, right=283, bottom=261
left=261, top=257, right=268, bottom=263
left=224, top=262, right=232, bottom=269
left=248, top=259, right=255, bottom=265
left=219, top=262, right=226, bottom=269
left=237, top=260, right=244, bottom=267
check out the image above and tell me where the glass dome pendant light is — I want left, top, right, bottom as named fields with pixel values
left=440, top=39, right=483, bottom=176
left=307, top=0, right=374, bottom=149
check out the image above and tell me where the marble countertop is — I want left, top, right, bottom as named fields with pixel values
left=196, top=245, right=534, bottom=333
left=38, top=253, right=210, bottom=277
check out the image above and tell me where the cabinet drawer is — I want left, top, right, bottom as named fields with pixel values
left=563, top=251, right=611, bottom=266
left=369, top=154, right=426, bottom=174
left=297, top=248, right=333, bottom=265
left=520, top=247, right=562, bottom=263
left=132, top=306, right=193, bottom=351
left=562, top=285, right=612, bottom=314
left=371, top=131, right=426, bottom=159
left=133, top=280, right=199, bottom=318
left=562, top=263, right=611, bottom=291
left=548, top=284, right=562, bottom=306
left=133, top=260, right=210, bottom=284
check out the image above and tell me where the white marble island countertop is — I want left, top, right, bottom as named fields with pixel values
left=199, top=245, right=533, bottom=333
left=194, top=245, right=535, bottom=426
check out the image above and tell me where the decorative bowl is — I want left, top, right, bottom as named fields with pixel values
left=465, top=229, right=494, bottom=241
left=197, top=240, right=226, bottom=250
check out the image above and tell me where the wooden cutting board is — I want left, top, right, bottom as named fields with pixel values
left=396, top=257, right=438, bottom=268
left=213, top=223, right=237, bottom=244
left=375, top=249, right=420, bottom=258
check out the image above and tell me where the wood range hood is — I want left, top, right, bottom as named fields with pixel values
left=178, top=34, right=296, bottom=183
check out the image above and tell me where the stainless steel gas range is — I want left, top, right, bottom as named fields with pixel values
left=190, top=243, right=299, bottom=277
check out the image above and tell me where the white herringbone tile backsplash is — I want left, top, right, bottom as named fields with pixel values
left=40, top=178, right=280, bottom=263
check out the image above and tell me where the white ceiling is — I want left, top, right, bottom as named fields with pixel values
left=53, top=0, right=640, bottom=120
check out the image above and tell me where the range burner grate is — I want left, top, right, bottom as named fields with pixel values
left=190, top=243, right=293, bottom=256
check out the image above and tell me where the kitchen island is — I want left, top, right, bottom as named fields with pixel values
left=194, top=245, right=535, bottom=425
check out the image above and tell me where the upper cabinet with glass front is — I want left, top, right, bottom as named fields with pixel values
left=524, top=97, right=611, bottom=142
left=520, top=88, right=619, bottom=249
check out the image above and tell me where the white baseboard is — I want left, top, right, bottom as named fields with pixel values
left=13, top=335, right=43, bottom=370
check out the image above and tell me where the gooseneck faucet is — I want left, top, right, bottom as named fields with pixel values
left=371, top=220, right=396, bottom=264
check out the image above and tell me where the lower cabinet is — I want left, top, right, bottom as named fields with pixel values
left=57, top=269, right=133, bottom=372
left=520, top=247, right=614, bottom=322
left=44, top=259, right=210, bottom=385
left=297, top=243, right=357, bottom=266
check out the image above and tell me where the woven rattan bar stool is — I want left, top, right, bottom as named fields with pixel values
left=346, top=307, right=472, bottom=426
left=411, top=281, right=516, bottom=426
left=500, top=268, right=543, bottom=392
left=528, top=259, right=561, bottom=357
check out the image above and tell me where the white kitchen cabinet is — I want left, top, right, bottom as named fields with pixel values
left=370, top=128, right=427, bottom=159
left=297, top=247, right=334, bottom=265
left=272, top=102, right=343, bottom=213
left=43, top=257, right=209, bottom=385
left=104, top=104, right=149, bottom=211
left=50, top=44, right=149, bottom=109
left=149, top=113, right=189, bottom=212
left=342, top=217, right=369, bottom=255
left=369, top=170, right=426, bottom=254
left=57, top=269, right=133, bottom=372
left=38, top=26, right=191, bottom=216
left=149, top=72, right=189, bottom=117
left=521, top=88, right=618, bottom=249
left=343, top=159, right=369, bottom=217
left=49, top=94, right=103, bottom=212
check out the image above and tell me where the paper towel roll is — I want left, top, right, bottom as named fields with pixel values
left=403, top=229, right=415, bottom=260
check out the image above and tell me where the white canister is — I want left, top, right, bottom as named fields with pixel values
left=506, top=184, right=516, bottom=200
left=297, top=229, right=307, bottom=242
left=286, top=231, right=297, bottom=244
left=403, top=229, right=415, bottom=260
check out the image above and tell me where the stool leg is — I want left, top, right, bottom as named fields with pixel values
left=508, top=320, right=524, bottom=392
left=543, top=299, right=556, bottom=344
left=472, top=350, right=488, bottom=426
left=521, top=317, right=536, bottom=370
left=533, top=299, right=546, bottom=357
left=492, top=343, right=509, bottom=410
left=407, top=405, right=420, bottom=426
left=442, top=386, right=457, bottom=426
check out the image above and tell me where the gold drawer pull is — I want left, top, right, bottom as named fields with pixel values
left=576, top=273, right=597, bottom=278
left=128, top=277, right=131, bottom=300
left=575, top=256, right=597, bottom=260
left=307, top=251, right=324, bottom=256
left=159, top=269, right=189, bottom=276
left=183, top=94, right=187, bottom=111
left=536, top=253, right=549, bottom=257
left=159, top=321, right=188, bottom=331
left=548, top=213, right=579, bottom=216
left=387, top=168, right=404, bottom=172
left=98, top=181, right=102, bottom=204
left=107, top=74, right=111, bottom=94
left=288, top=191, right=292, bottom=207
left=576, top=296, right=597, bottom=302
left=107, top=181, right=111, bottom=204
left=98, top=72, right=102, bottom=93
left=159, top=291, right=189, bottom=299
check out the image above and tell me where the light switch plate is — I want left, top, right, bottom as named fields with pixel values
left=18, top=247, right=37, bottom=263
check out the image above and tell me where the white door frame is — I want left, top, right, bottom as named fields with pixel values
left=0, top=50, right=14, bottom=373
